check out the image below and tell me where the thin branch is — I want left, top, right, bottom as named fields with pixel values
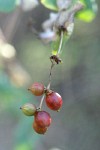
left=37, top=29, right=64, bottom=110
left=37, top=59, right=55, bottom=110
left=57, top=31, right=64, bottom=55
left=48, top=59, right=55, bottom=89
left=37, top=94, right=45, bottom=110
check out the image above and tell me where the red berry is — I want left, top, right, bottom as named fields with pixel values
left=33, top=121, right=47, bottom=134
left=28, top=82, right=44, bottom=96
left=45, top=92, right=63, bottom=111
left=34, top=111, right=51, bottom=128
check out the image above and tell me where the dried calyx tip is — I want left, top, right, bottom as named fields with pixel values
left=36, top=107, right=41, bottom=111
left=50, top=55, right=62, bottom=64
left=57, top=109, right=60, bottom=112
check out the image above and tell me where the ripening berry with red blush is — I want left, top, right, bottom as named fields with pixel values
left=28, top=82, right=44, bottom=96
left=34, top=111, right=51, bottom=128
left=33, top=121, right=47, bottom=134
left=45, top=92, right=63, bottom=111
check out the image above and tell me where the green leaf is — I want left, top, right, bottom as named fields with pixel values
left=52, top=35, right=60, bottom=55
left=0, top=0, right=16, bottom=12
left=76, top=0, right=98, bottom=22
left=41, top=0, right=58, bottom=11
left=40, top=0, right=79, bottom=11
left=52, top=22, right=74, bottom=55
left=52, top=32, right=69, bottom=55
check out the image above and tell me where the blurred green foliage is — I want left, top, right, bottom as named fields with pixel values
left=40, top=0, right=98, bottom=22
left=0, top=0, right=16, bottom=12
left=76, top=0, right=98, bottom=22
left=41, top=0, right=58, bottom=11
left=0, top=0, right=98, bottom=22
left=0, top=70, right=40, bottom=150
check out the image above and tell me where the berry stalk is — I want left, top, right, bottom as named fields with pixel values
left=37, top=31, right=64, bottom=110
left=57, top=31, right=64, bottom=55
left=37, top=60, right=55, bottom=110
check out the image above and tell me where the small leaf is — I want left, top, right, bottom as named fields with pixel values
left=52, top=35, right=60, bottom=55
left=41, top=0, right=79, bottom=11
left=52, top=21, right=74, bottom=55
left=51, top=32, right=69, bottom=55
left=41, top=0, right=58, bottom=11
left=76, top=9, right=95, bottom=22
left=76, top=0, right=98, bottom=22
left=0, top=0, right=16, bottom=12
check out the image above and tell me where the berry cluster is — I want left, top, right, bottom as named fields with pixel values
left=20, top=82, right=63, bottom=134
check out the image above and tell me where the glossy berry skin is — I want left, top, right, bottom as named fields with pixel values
left=45, top=92, right=63, bottom=111
left=34, top=111, right=51, bottom=128
left=33, top=121, right=47, bottom=134
left=20, top=103, right=36, bottom=116
left=28, top=82, right=44, bottom=96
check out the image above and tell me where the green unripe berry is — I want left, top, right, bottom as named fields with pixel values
left=20, top=103, right=36, bottom=116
